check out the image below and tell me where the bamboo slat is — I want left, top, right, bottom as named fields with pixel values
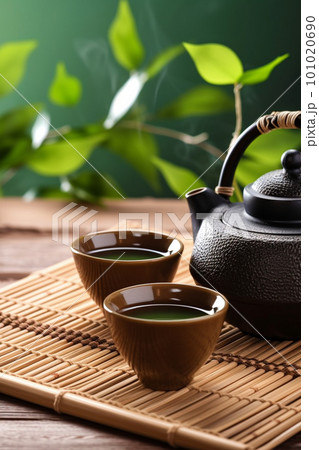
left=0, top=235, right=301, bottom=449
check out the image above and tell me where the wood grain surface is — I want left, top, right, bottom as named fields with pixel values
left=0, top=198, right=301, bottom=449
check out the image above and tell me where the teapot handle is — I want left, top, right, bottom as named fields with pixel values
left=216, top=110, right=301, bottom=198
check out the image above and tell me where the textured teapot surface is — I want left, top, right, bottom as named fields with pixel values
left=186, top=111, right=301, bottom=340
left=190, top=203, right=300, bottom=339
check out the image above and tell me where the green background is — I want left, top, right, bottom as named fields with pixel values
left=0, top=0, right=301, bottom=198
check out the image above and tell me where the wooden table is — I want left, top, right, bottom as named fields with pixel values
left=0, top=198, right=300, bottom=449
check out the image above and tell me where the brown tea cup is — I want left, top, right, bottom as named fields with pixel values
left=71, top=230, right=183, bottom=310
left=103, top=283, right=228, bottom=390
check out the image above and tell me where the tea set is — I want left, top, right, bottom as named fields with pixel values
left=71, top=111, right=301, bottom=390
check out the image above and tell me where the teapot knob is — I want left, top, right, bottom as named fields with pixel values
left=281, top=150, right=301, bottom=178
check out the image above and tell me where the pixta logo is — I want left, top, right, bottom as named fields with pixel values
left=52, top=202, right=98, bottom=247
left=117, top=212, right=193, bottom=240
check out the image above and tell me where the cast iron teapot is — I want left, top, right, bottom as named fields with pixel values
left=186, top=111, right=301, bottom=340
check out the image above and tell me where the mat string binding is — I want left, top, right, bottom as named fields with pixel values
left=53, top=389, right=69, bottom=414
left=167, top=423, right=181, bottom=448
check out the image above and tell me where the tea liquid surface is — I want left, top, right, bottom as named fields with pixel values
left=87, top=247, right=165, bottom=260
left=120, top=303, right=209, bottom=320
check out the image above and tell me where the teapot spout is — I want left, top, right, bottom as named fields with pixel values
left=186, top=187, right=228, bottom=241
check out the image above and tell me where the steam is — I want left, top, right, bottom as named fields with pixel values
left=144, top=1, right=171, bottom=111
left=74, top=38, right=118, bottom=93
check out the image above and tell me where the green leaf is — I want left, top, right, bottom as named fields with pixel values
left=157, top=85, right=234, bottom=119
left=0, top=105, right=39, bottom=137
left=0, top=105, right=39, bottom=171
left=183, top=43, right=243, bottom=85
left=106, top=128, right=160, bottom=190
left=28, top=133, right=106, bottom=176
left=0, top=40, right=37, bottom=97
left=48, top=62, right=82, bottom=106
left=0, top=137, right=32, bottom=170
left=239, top=54, right=289, bottom=85
left=146, top=44, right=184, bottom=79
left=236, top=129, right=301, bottom=187
left=108, top=0, right=145, bottom=71
left=151, top=156, right=204, bottom=196
left=63, top=171, right=123, bottom=203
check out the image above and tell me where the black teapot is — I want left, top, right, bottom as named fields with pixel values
left=186, top=111, right=301, bottom=340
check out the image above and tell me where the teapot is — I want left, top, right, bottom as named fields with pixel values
left=186, top=111, right=301, bottom=340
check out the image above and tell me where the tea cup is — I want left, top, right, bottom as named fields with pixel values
left=103, top=282, right=228, bottom=390
left=71, top=230, right=183, bottom=310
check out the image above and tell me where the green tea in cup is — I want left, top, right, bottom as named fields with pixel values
left=87, top=247, right=166, bottom=261
left=119, top=303, right=209, bottom=320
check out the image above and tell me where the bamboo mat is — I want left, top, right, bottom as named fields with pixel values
left=0, top=237, right=301, bottom=450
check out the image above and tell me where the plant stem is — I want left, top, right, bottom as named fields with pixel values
left=230, top=83, right=243, bottom=150
left=118, top=120, right=224, bottom=159
left=47, top=125, right=72, bottom=139
left=233, top=178, right=243, bottom=202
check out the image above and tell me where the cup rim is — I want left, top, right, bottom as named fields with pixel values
left=103, top=282, right=229, bottom=325
left=70, top=229, right=184, bottom=264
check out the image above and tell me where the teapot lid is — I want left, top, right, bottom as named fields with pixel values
left=243, top=149, right=301, bottom=223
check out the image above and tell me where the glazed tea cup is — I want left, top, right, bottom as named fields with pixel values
left=103, top=283, right=228, bottom=390
left=71, top=230, right=183, bottom=310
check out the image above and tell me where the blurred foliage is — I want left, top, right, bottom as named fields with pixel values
left=0, top=40, right=37, bottom=96
left=48, top=62, right=82, bottom=106
left=0, top=0, right=299, bottom=203
left=152, top=156, right=203, bottom=197
left=157, top=85, right=234, bottom=119
left=184, top=43, right=289, bottom=86
left=108, top=0, right=145, bottom=71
